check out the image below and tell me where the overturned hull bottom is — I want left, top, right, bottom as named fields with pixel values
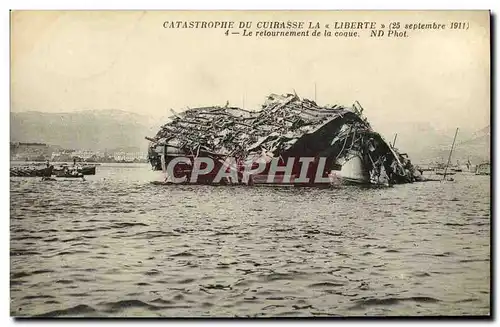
left=338, top=152, right=370, bottom=184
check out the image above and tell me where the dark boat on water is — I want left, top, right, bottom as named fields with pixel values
left=78, top=165, right=96, bottom=175
left=435, top=169, right=456, bottom=176
left=53, top=165, right=96, bottom=176
left=53, top=167, right=84, bottom=178
left=10, top=162, right=93, bottom=178
left=10, top=165, right=53, bottom=177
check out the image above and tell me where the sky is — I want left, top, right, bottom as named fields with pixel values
left=10, top=10, right=490, bottom=133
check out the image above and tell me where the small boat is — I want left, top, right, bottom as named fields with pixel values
left=78, top=165, right=96, bottom=175
left=434, top=169, right=456, bottom=176
left=54, top=165, right=96, bottom=175
left=54, top=167, right=84, bottom=178
left=10, top=166, right=53, bottom=177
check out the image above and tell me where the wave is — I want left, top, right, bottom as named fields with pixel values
left=35, top=304, right=98, bottom=317
left=349, top=296, right=441, bottom=310
left=308, top=281, right=346, bottom=288
left=11, top=269, right=54, bottom=279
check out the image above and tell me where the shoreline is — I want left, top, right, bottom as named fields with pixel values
left=10, top=160, right=149, bottom=165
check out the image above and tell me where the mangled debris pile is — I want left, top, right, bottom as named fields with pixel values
left=147, top=93, right=421, bottom=185
left=245, top=94, right=370, bottom=157
left=148, top=105, right=257, bottom=158
left=149, top=93, right=357, bottom=157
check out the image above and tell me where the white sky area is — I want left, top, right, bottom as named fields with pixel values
left=11, top=10, right=490, bottom=132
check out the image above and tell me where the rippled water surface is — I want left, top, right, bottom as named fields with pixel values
left=10, top=163, right=490, bottom=317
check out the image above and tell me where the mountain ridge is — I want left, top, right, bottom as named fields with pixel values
left=10, top=109, right=161, bottom=152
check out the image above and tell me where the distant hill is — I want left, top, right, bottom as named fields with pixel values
left=434, top=125, right=490, bottom=164
left=370, top=120, right=490, bottom=164
left=10, top=109, right=161, bottom=152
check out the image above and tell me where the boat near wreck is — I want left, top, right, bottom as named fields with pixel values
left=434, top=168, right=456, bottom=176
left=146, top=93, right=423, bottom=186
left=425, top=162, right=462, bottom=175
left=53, top=167, right=84, bottom=178
left=53, top=164, right=97, bottom=176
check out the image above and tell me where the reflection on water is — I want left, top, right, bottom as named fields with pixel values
left=10, top=163, right=490, bottom=317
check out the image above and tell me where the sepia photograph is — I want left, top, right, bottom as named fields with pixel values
left=9, top=9, right=491, bottom=318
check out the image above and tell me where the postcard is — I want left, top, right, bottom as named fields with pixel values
left=10, top=10, right=490, bottom=318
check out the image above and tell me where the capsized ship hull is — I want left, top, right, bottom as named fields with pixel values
left=146, top=93, right=419, bottom=186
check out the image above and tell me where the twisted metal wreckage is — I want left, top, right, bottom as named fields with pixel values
left=146, top=93, right=423, bottom=186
